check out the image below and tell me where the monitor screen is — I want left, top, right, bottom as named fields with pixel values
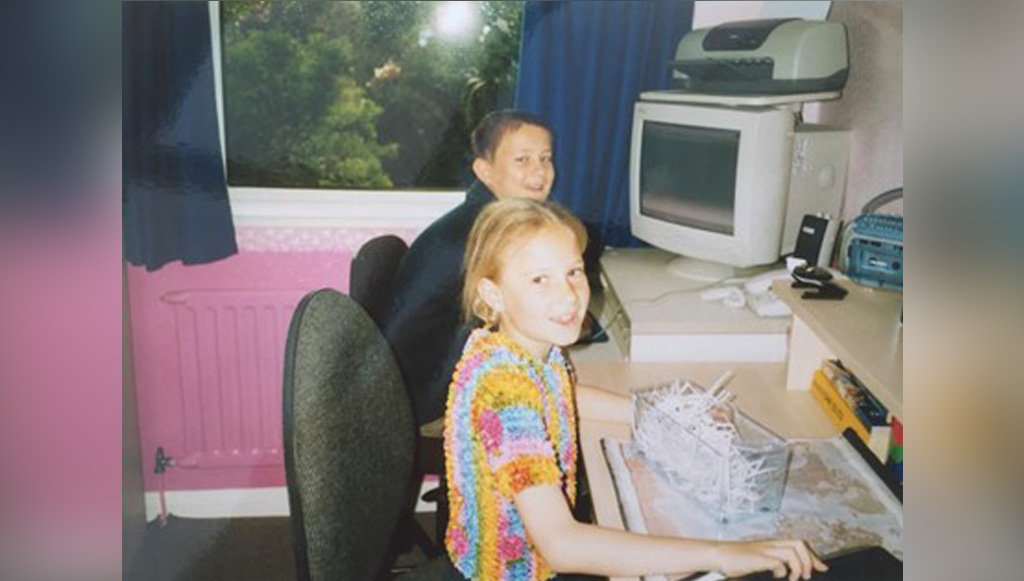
left=630, top=100, right=848, bottom=277
left=629, top=101, right=796, bottom=274
left=639, top=122, right=739, bottom=235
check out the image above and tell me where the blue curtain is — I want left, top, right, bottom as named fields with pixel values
left=123, top=2, right=237, bottom=271
left=515, top=0, right=693, bottom=247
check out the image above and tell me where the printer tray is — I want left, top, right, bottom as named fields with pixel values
left=735, top=546, right=902, bottom=581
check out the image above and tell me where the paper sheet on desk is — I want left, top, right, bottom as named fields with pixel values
left=602, top=437, right=903, bottom=581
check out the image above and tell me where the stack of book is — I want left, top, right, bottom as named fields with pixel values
left=809, top=359, right=893, bottom=461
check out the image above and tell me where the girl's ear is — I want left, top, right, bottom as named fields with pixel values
left=477, top=277, right=504, bottom=315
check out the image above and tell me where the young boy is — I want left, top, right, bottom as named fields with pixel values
left=379, top=110, right=556, bottom=428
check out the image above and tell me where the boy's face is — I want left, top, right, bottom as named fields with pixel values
left=479, top=225, right=590, bottom=359
left=473, top=124, right=554, bottom=201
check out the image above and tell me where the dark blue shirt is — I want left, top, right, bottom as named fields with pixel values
left=379, top=181, right=495, bottom=426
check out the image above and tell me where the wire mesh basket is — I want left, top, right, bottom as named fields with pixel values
left=632, top=379, right=790, bottom=523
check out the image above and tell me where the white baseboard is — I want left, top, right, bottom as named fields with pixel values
left=145, top=487, right=290, bottom=521
left=145, top=477, right=440, bottom=521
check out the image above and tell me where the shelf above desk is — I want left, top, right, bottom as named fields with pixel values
left=639, top=90, right=842, bottom=108
left=774, top=279, right=903, bottom=419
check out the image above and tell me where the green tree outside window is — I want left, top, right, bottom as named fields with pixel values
left=220, top=1, right=523, bottom=190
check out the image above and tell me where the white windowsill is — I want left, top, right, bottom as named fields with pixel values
left=229, top=187, right=464, bottom=230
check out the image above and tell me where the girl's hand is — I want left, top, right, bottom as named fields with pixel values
left=712, top=539, right=828, bottom=581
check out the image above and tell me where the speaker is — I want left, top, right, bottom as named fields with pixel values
left=792, top=213, right=839, bottom=267
left=781, top=125, right=850, bottom=255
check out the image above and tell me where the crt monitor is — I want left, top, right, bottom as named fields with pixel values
left=629, top=101, right=846, bottom=281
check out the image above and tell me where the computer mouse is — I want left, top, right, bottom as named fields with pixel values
left=793, top=265, right=833, bottom=282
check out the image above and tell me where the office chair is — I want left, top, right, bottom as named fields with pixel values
left=282, top=289, right=445, bottom=580
left=349, top=234, right=409, bottom=326
left=349, top=235, right=448, bottom=544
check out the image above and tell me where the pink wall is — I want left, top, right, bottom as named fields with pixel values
left=128, top=227, right=415, bottom=491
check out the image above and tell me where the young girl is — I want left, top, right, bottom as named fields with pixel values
left=442, top=198, right=826, bottom=581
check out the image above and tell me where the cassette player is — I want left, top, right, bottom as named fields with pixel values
left=842, top=213, right=903, bottom=291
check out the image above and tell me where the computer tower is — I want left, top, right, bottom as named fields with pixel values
left=781, top=124, right=850, bottom=256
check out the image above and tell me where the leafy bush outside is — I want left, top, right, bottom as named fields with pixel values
left=221, top=1, right=523, bottom=190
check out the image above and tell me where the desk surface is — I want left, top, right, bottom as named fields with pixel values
left=601, top=248, right=790, bottom=336
left=576, top=360, right=838, bottom=581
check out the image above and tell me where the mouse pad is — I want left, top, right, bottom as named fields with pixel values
left=735, top=546, right=902, bottom=581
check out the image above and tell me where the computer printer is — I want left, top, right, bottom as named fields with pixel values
left=670, top=18, right=849, bottom=95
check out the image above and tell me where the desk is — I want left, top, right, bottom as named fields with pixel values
left=576, top=360, right=838, bottom=581
left=596, top=248, right=790, bottom=363
left=577, top=274, right=904, bottom=580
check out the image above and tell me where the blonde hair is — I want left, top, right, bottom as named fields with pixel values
left=462, top=198, right=588, bottom=328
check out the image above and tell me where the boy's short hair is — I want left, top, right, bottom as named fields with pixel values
left=462, top=198, right=587, bottom=327
left=471, top=109, right=553, bottom=161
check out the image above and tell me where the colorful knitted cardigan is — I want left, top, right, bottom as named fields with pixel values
left=443, top=329, right=578, bottom=581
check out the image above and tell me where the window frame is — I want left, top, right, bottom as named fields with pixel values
left=209, top=1, right=464, bottom=230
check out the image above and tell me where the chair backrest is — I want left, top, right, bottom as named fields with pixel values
left=282, top=289, right=416, bottom=581
left=349, top=234, right=409, bottom=325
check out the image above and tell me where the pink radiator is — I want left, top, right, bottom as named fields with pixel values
left=129, top=250, right=353, bottom=490
left=159, top=289, right=303, bottom=471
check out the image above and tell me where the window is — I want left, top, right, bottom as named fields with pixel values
left=219, top=1, right=523, bottom=191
